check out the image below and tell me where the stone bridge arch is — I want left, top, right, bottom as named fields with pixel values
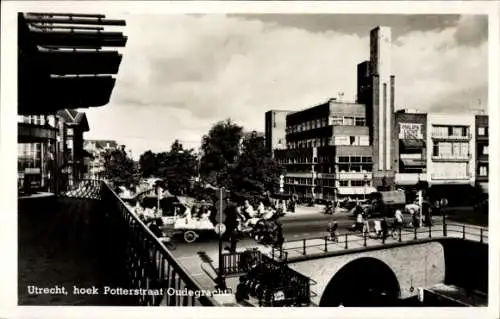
left=319, top=257, right=401, bottom=307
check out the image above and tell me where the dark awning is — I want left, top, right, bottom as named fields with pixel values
left=401, top=158, right=426, bottom=167
left=400, top=139, right=425, bottom=150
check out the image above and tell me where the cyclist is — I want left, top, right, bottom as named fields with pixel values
left=327, top=220, right=338, bottom=242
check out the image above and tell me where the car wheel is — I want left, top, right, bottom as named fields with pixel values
left=184, top=230, right=198, bottom=243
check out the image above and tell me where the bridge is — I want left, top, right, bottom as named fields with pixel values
left=18, top=178, right=489, bottom=307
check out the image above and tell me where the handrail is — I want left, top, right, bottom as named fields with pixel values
left=272, top=221, right=487, bottom=261
left=102, top=181, right=220, bottom=306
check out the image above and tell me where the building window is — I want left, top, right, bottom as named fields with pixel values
left=331, top=116, right=343, bottom=126
left=479, top=165, right=488, bottom=176
left=351, top=180, right=364, bottom=187
left=483, top=145, right=489, bottom=155
left=344, top=117, right=354, bottom=126
left=338, top=156, right=350, bottom=163
left=355, top=117, right=366, bottom=126
left=339, top=180, right=349, bottom=187
left=432, top=142, right=439, bottom=157
left=478, top=127, right=486, bottom=136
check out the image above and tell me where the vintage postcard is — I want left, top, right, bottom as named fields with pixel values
left=1, top=1, right=498, bottom=319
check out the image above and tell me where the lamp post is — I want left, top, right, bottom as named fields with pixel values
left=215, top=186, right=227, bottom=290
left=363, top=173, right=368, bottom=200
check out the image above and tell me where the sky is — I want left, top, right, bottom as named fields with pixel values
left=81, top=13, right=488, bottom=159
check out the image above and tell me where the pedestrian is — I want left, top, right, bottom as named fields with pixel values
left=394, top=209, right=403, bottom=230
left=380, top=217, right=389, bottom=241
left=224, top=200, right=239, bottom=253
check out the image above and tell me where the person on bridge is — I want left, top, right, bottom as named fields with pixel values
left=224, top=200, right=239, bottom=253
left=394, top=209, right=404, bottom=230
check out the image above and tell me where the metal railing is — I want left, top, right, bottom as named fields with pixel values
left=100, top=181, right=219, bottom=306
left=270, top=221, right=488, bottom=262
left=223, top=249, right=310, bottom=306
left=59, top=178, right=103, bottom=199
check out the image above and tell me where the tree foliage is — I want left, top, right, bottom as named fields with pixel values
left=231, top=131, right=282, bottom=196
left=137, top=140, right=198, bottom=195
left=103, top=146, right=140, bottom=190
left=138, top=150, right=157, bottom=178
left=199, top=119, right=243, bottom=187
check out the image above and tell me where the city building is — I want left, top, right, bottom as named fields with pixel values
left=265, top=110, right=292, bottom=156
left=393, top=110, right=427, bottom=187
left=266, top=25, right=488, bottom=203
left=475, top=115, right=489, bottom=194
left=18, top=110, right=89, bottom=192
left=274, top=99, right=376, bottom=201
left=83, top=139, right=120, bottom=178
left=17, top=12, right=127, bottom=194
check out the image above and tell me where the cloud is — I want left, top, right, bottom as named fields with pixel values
left=84, top=14, right=487, bottom=158
left=453, top=15, right=488, bottom=46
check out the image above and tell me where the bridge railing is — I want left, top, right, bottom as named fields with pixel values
left=100, top=181, right=220, bottom=306
left=271, top=221, right=488, bottom=261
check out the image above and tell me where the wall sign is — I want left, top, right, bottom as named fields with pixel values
left=399, top=123, right=423, bottom=139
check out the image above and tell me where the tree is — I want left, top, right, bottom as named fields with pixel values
left=156, top=140, right=198, bottom=195
left=103, top=145, right=140, bottom=190
left=231, top=131, right=282, bottom=198
left=199, top=119, right=243, bottom=187
left=138, top=150, right=157, bottom=178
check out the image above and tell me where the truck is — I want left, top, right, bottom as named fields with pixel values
left=361, top=190, right=407, bottom=218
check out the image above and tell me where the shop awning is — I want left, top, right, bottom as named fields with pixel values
left=400, top=158, right=426, bottom=167
left=400, top=139, right=425, bottom=150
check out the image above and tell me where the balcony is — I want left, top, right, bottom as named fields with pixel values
left=337, top=172, right=372, bottom=180
left=286, top=172, right=313, bottom=178
left=395, top=173, right=427, bottom=185
left=431, top=154, right=470, bottom=162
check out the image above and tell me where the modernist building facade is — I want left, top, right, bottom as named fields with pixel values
left=274, top=99, right=377, bottom=201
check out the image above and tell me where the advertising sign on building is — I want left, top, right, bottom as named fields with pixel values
left=399, top=123, right=423, bottom=139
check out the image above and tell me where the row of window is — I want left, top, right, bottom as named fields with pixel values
left=432, top=142, right=469, bottom=158
left=286, top=116, right=366, bottom=134
left=431, top=125, right=469, bottom=138
left=276, top=156, right=372, bottom=165
left=284, top=177, right=372, bottom=187
left=286, top=135, right=370, bottom=149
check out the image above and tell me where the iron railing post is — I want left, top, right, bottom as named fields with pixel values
left=324, top=236, right=328, bottom=252
left=344, top=234, right=348, bottom=249
left=428, top=223, right=432, bottom=238
left=363, top=231, right=367, bottom=247
left=443, top=214, right=447, bottom=237
left=463, top=225, right=466, bottom=239
left=480, top=228, right=483, bottom=243
left=302, top=239, right=306, bottom=255
left=399, top=227, right=402, bottom=242
left=414, top=227, right=417, bottom=240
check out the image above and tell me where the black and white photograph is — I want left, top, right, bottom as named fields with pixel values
left=1, top=1, right=499, bottom=318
